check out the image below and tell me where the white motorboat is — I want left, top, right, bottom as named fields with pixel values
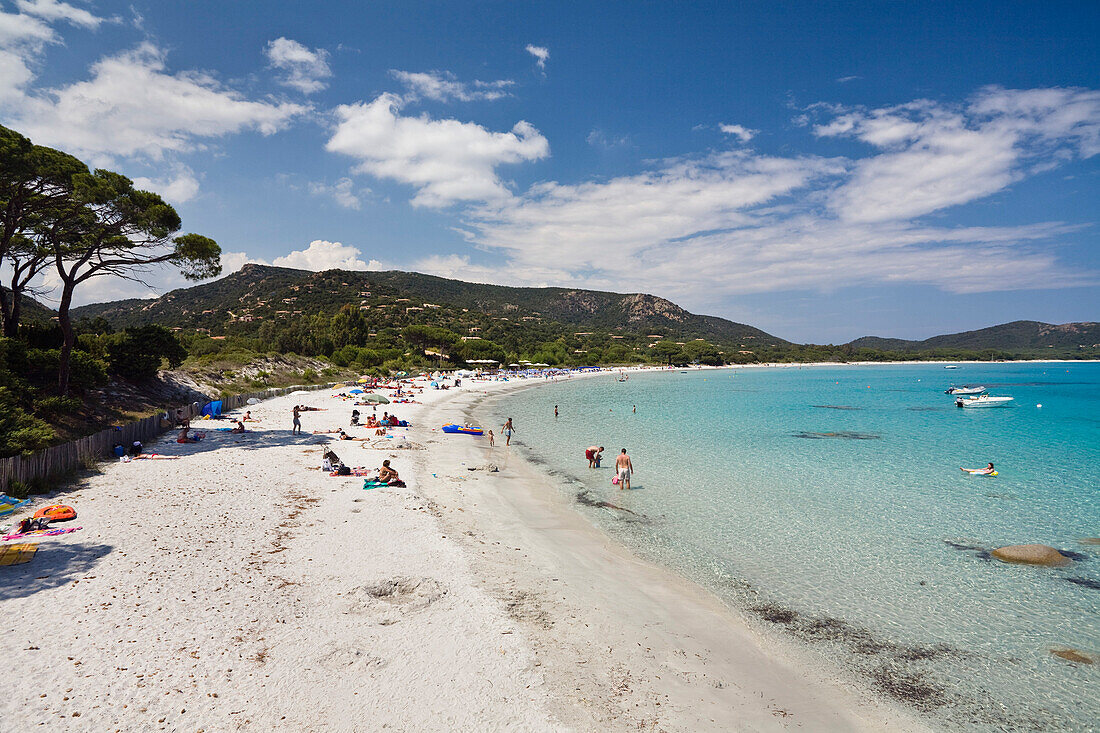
left=944, top=365, right=959, bottom=369
left=955, top=395, right=1014, bottom=408
left=945, top=385, right=987, bottom=395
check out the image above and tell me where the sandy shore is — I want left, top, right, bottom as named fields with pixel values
left=0, top=374, right=927, bottom=731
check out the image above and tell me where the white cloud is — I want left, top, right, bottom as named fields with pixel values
left=390, top=70, right=513, bottom=103
left=132, top=166, right=201, bottom=204
left=525, top=44, right=548, bottom=69
left=3, top=43, right=307, bottom=163
left=0, top=8, right=56, bottom=47
left=264, top=37, right=331, bottom=94
left=815, top=87, right=1100, bottom=223
left=15, top=0, right=104, bottom=28
left=719, top=123, right=756, bottom=142
left=308, top=177, right=364, bottom=209
left=585, top=128, right=629, bottom=148
left=326, top=93, right=549, bottom=207
left=218, top=251, right=268, bottom=275
left=447, top=88, right=1100, bottom=305
left=271, top=240, right=385, bottom=272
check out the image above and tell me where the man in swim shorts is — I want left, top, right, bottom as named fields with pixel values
left=502, top=418, right=515, bottom=446
left=615, top=448, right=633, bottom=490
left=586, top=446, right=604, bottom=468
left=292, top=405, right=302, bottom=434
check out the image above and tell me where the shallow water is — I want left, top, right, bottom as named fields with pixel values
left=493, top=364, right=1100, bottom=730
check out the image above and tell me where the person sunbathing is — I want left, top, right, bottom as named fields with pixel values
left=365, top=417, right=380, bottom=428
left=177, top=428, right=202, bottom=444
left=378, top=460, right=400, bottom=484
left=242, top=411, right=259, bottom=422
left=230, top=420, right=246, bottom=434
left=338, top=430, right=355, bottom=440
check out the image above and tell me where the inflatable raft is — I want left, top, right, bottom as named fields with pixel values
left=442, top=424, right=484, bottom=435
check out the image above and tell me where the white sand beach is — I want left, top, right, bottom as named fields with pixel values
left=0, top=374, right=927, bottom=731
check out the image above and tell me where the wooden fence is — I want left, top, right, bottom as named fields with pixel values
left=0, top=382, right=335, bottom=494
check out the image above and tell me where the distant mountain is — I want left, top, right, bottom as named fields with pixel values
left=848, top=321, right=1100, bottom=353
left=71, top=264, right=786, bottom=347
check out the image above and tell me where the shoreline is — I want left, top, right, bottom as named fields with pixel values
left=0, top=370, right=933, bottom=730
left=415, top=374, right=929, bottom=730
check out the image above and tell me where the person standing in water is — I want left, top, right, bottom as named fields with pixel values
left=502, top=418, right=516, bottom=446
left=615, top=448, right=633, bottom=490
left=554, top=405, right=559, bottom=418
left=585, top=445, right=604, bottom=468
left=292, top=405, right=302, bottom=434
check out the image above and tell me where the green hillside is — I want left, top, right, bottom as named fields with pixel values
left=71, top=264, right=785, bottom=351
left=848, top=321, right=1100, bottom=354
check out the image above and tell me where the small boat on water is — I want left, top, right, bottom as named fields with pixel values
left=945, top=385, right=987, bottom=395
left=955, top=395, right=1014, bottom=408
left=944, top=365, right=959, bottom=370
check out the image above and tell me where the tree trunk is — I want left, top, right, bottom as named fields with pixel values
left=0, top=286, right=11, bottom=338
left=57, top=285, right=75, bottom=395
left=7, top=294, right=20, bottom=339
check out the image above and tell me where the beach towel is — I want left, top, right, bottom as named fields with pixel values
left=3, top=526, right=82, bottom=542
left=363, top=479, right=405, bottom=489
left=0, top=542, right=37, bottom=565
left=330, top=468, right=371, bottom=477
left=0, top=495, right=31, bottom=517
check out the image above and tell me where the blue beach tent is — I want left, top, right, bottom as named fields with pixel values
left=201, top=400, right=223, bottom=418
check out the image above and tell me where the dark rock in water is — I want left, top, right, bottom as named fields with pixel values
left=1050, top=648, right=1094, bottom=664
left=1065, top=577, right=1100, bottom=590
left=811, top=405, right=863, bottom=410
left=991, top=544, right=1072, bottom=567
left=793, top=431, right=881, bottom=440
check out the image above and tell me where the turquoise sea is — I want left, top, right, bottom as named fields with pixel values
left=491, top=363, right=1100, bottom=730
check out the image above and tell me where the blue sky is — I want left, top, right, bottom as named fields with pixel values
left=1, top=0, right=1097, bottom=342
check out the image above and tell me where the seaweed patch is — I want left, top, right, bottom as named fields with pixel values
left=793, top=431, right=881, bottom=440
left=811, top=405, right=863, bottom=411
left=1065, top=576, right=1100, bottom=590
left=869, top=667, right=948, bottom=710
left=575, top=490, right=640, bottom=517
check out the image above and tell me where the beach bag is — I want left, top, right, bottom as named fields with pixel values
left=336, top=465, right=352, bottom=476
left=611, top=475, right=620, bottom=485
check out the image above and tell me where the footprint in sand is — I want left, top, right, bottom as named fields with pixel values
left=345, top=576, right=448, bottom=619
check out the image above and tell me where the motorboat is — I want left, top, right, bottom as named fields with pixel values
left=955, top=395, right=1014, bottom=408
left=944, top=365, right=959, bottom=369
left=945, top=385, right=987, bottom=395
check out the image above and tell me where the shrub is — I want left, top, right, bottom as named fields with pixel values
left=0, top=387, right=55, bottom=457
left=107, top=325, right=188, bottom=381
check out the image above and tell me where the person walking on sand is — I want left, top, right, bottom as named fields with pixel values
left=502, top=418, right=515, bottom=446
left=292, top=405, right=302, bottom=434
left=488, top=430, right=495, bottom=447
left=615, top=448, right=633, bottom=490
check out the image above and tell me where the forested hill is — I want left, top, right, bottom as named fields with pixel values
left=1, top=287, right=55, bottom=323
left=70, top=264, right=785, bottom=347
left=848, top=321, right=1100, bottom=353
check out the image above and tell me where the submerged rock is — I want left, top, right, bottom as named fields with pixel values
left=1080, top=538, right=1100, bottom=546
left=1050, top=648, right=1094, bottom=664
left=991, top=544, right=1071, bottom=567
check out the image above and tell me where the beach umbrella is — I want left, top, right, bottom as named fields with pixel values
left=349, top=388, right=365, bottom=394
left=357, top=377, right=370, bottom=383
left=361, top=393, right=389, bottom=404
left=246, top=397, right=261, bottom=405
